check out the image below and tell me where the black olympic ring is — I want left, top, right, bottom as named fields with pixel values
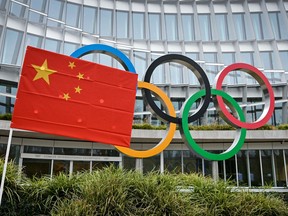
left=143, top=54, right=211, bottom=124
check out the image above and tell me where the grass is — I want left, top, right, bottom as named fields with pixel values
left=0, top=159, right=288, bottom=215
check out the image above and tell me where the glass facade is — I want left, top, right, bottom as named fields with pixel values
left=0, top=0, right=287, bottom=187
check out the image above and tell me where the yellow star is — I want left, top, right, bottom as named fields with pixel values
left=77, top=72, right=84, bottom=80
left=75, top=86, right=82, bottom=93
left=68, top=62, right=76, bottom=69
left=63, top=93, right=70, bottom=101
left=32, top=59, right=57, bottom=85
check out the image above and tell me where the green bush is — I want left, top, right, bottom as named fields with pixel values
left=0, top=160, right=288, bottom=215
left=277, top=124, right=288, bottom=130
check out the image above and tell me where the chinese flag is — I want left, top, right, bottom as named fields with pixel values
left=11, top=46, right=138, bottom=147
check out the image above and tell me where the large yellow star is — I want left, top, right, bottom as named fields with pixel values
left=32, top=59, right=56, bottom=85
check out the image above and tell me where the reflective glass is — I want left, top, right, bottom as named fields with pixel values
left=23, top=158, right=51, bottom=178
left=279, top=51, right=288, bottom=71
left=222, top=52, right=240, bottom=84
left=2, top=28, right=24, bottom=65
left=92, top=161, right=118, bottom=170
left=10, top=1, right=28, bottom=18
left=203, top=52, right=218, bottom=81
left=116, top=10, right=129, bottom=38
left=83, top=6, right=97, bottom=34
left=132, top=12, right=145, bottom=39
left=164, top=150, right=182, bottom=173
left=186, top=52, right=199, bottom=84
left=29, top=0, right=47, bottom=23
left=215, top=14, right=228, bottom=41
left=24, top=146, right=52, bottom=154
left=73, top=161, right=90, bottom=173
left=63, top=42, right=79, bottom=56
left=169, top=62, right=183, bottom=84
left=225, top=155, right=237, bottom=183
left=100, top=9, right=113, bottom=36
left=269, top=12, right=288, bottom=40
left=54, top=147, right=91, bottom=156
left=273, top=150, right=286, bottom=187
left=26, top=33, right=43, bottom=48
left=149, top=13, right=161, bottom=40
left=237, top=151, right=249, bottom=186
left=249, top=150, right=262, bottom=186
left=53, top=160, right=69, bottom=175
left=261, top=150, right=274, bottom=186
left=233, top=13, right=246, bottom=40
left=198, top=14, right=211, bottom=41
left=48, top=0, right=64, bottom=20
left=0, top=0, right=7, bottom=11
left=133, top=51, right=147, bottom=81
left=251, top=13, right=267, bottom=40
left=123, top=155, right=136, bottom=171
left=44, top=38, right=61, bottom=53
left=66, top=2, right=80, bottom=28
left=181, top=14, right=195, bottom=41
left=183, top=150, right=202, bottom=174
left=143, top=154, right=160, bottom=173
left=165, top=14, right=178, bottom=41
left=93, top=149, right=119, bottom=156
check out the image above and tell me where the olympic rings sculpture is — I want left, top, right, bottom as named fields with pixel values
left=71, top=44, right=275, bottom=161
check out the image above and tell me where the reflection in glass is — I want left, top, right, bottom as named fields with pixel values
left=133, top=12, right=145, bottom=39
left=269, top=12, right=288, bottom=40
left=249, top=150, right=262, bottom=186
left=169, top=62, right=183, bottom=84
left=26, top=33, right=43, bottom=48
left=116, top=11, right=129, bottom=38
left=44, top=38, right=61, bottom=53
left=53, top=160, right=70, bottom=175
left=2, top=28, right=23, bottom=65
left=274, top=150, right=286, bottom=187
left=261, top=150, right=274, bottom=186
left=10, top=2, right=28, bottom=18
left=73, top=161, right=90, bottom=173
left=24, top=146, right=52, bottom=154
left=164, top=150, right=181, bottom=173
left=233, top=13, right=246, bottom=41
left=143, top=154, right=160, bottom=173
left=48, top=0, right=64, bottom=21
left=23, top=158, right=51, bottom=178
left=92, top=161, right=118, bottom=170
left=66, top=3, right=80, bottom=28
left=63, top=42, right=79, bottom=56
left=183, top=150, right=202, bottom=174
left=93, top=149, right=119, bottom=156
left=83, top=6, right=97, bottom=34
left=123, top=155, right=136, bottom=171
left=237, top=151, right=249, bottom=186
left=149, top=13, right=161, bottom=40
left=100, top=9, right=113, bottom=36
left=251, top=13, right=267, bottom=40
left=198, top=14, right=211, bottom=41
left=29, top=0, right=47, bottom=23
left=215, top=14, right=228, bottom=41
left=165, top=14, right=178, bottom=41
left=181, top=14, right=194, bottom=41
left=225, top=155, right=237, bottom=184
left=54, top=147, right=90, bottom=156
left=133, top=51, right=147, bottom=81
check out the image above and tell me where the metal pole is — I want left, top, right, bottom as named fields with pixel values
left=0, top=128, right=14, bottom=205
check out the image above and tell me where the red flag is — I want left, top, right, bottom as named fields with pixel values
left=11, top=46, right=138, bottom=147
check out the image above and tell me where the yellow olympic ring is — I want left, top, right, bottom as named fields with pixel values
left=115, top=81, right=176, bottom=158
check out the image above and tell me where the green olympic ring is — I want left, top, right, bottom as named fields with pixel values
left=180, top=89, right=246, bottom=161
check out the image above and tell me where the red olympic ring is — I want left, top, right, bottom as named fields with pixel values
left=213, top=63, right=275, bottom=129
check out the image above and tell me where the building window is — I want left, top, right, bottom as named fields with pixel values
left=233, top=13, right=247, bottom=41
left=240, top=52, right=255, bottom=84
left=274, top=150, right=286, bottom=187
left=2, top=28, right=24, bottom=65
left=269, top=12, right=288, bottom=40
left=249, top=150, right=262, bottom=186
left=0, top=0, right=8, bottom=11
left=164, top=150, right=182, bottom=173
left=133, top=51, right=147, bottom=81
left=63, top=42, right=79, bottom=56
left=10, top=0, right=28, bottom=18
left=165, top=14, right=178, bottom=41
left=28, top=0, right=47, bottom=24
left=203, top=52, right=218, bottom=82
left=181, top=14, right=195, bottom=41
left=215, top=14, right=229, bottom=41
left=149, top=13, right=161, bottom=40
left=237, top=151, right=249, bottom=186
left=0, top=82, right=16, bottom=114
left=251, top=12, right=266, bottom=40
left=260, top=51, right=276, bottom=82
left=198, top=14, right=212, bottom=41
left=279, top=51, right=288, bottom=71
left=25, top=33, right=43, bottom=48
left=222, top=52, right=240, bottom=84
left=100, top=8, right=113, bottom=37
left=169, top=59, right=184, bottom=84
left=83, top=6, right=97, bottom=34
left=66, top=2, right=81, bottom=28
left=186, top=52, right=199, bottom=84
left=48, top=0, right=65, bottom=22
left=261, top=150, right=274, bottom=186
left=116, top=10, right=129, bottom=38
left=143, top=154, right=160, bottom=174
left=132, top=12, right=145, bottom=40
left=150, top=53, right=164, bottom=84
left=44, top=38, right=61, bottom=53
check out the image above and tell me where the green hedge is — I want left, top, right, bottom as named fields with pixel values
left=0, top=159, right=288, bottom=215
